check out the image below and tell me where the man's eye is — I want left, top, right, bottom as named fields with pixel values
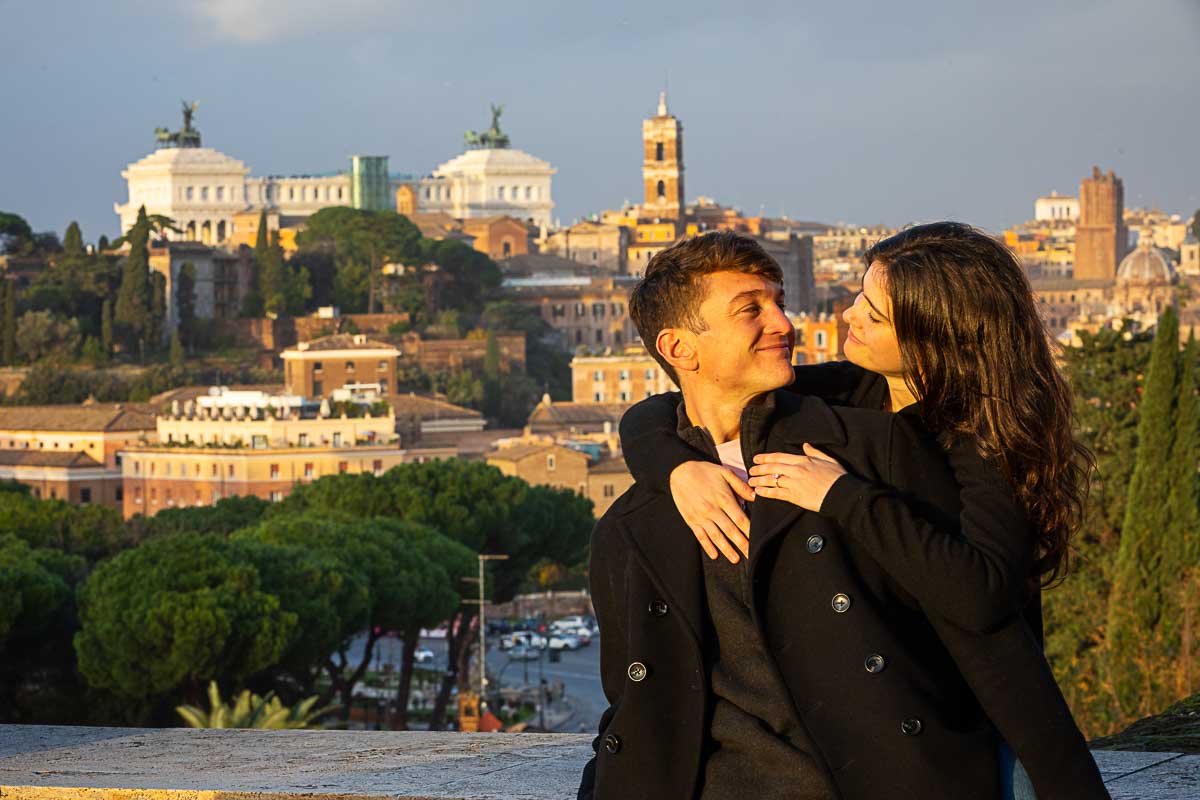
left=741, top=306, right=759, bottom=315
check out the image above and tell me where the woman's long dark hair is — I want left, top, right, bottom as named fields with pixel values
left=864, top=222, right=1093, bottom=586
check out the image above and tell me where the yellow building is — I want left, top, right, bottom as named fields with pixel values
left=570, top=348, right=675, bottom=403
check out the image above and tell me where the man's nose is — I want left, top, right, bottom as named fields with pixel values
left=764, top=303, right=791, bottom=334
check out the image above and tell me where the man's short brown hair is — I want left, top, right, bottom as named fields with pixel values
left=629, top=231, right=784, bottom=383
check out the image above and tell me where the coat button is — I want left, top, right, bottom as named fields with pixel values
left=627, top=661, right=648, bottom=682
left=901, top=717, right=923, bottom=736
left=604, top=733, right=622, bottom=753
left=648, top=599, right=669, bottom=617
left=831, top=593, right=852, bottom=613
left=864, top=654, right=886, bottom=673
left=806, top=534, right=825, bottom=553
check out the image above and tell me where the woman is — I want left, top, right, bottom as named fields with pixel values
left=618, top=222, right=1101, bottom=799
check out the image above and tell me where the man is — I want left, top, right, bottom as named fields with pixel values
left=577, top=232, right=1103, bottom=799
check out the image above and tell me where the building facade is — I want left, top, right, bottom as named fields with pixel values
left=281, top=335, right=402, bottom=398
left=148, top=241, right=253, bottom=340
left=503, top=275, right=638, bottom=350
left=0, top=403, right=157, bottom=508
left=571, top=350, right=675, bottom=403
left=412, top=148, right=555, bottom=231
left=1035, top=192, right=1080, bottom=222
left=540, top=221, right=630, bottom=273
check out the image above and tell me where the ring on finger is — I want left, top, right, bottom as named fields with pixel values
left=773, top=473, right=782, bottom=488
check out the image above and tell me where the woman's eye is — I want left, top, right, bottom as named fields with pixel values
left=867, top=314, right=880, bottom=324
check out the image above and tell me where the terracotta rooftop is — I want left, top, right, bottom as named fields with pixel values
left=389, top=393, right=483, bottom=421
left=527, top=401, right=630, bottom=428
left=0, top=404, right=157, bottom=433
left=287, top=334, right=399, bottom=353
left=486, top=443, right=588, bottom=463
left=589, top=456, right=629, bottom=474
left=0, top=450, right=104, bottom=468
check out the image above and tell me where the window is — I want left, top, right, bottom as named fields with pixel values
left=346, top=361, right=355, bottom=372
left=595, top=330, right=604, bottom=343
left=619, top=391, right=630, bottom=402
left=592, top=303, right=606, bottom=318
left=252, top=434, right=268, bottom=449
left=134, top=487, right=141, bottom=504
left=525, top=186, right=533, bottom=199
left=270, top=464, right=280, bottom=478
left=378, top=360, right=388, bottom=371
left=186, top=187, right=194, bottom=201
left=575, top=330, right=583, bottom=344
left=165, top=489, right=173, bottom=505
left=211, top=463, right=218, bottom=476
left=314, top=361, right=323, bottom=372
left=815, top=331, right=828, bottom=348
left=49, top=488, right=57, bottom=499
left=619, top=370, right=629, bottom=381
left=380, top=378, right=389, bottom=394
left=645, top=368, right=656, bottom=380
left=165, top=462, right=172, bottom=476
left=552, top=304, right=565, bottom=318
left=574, top=303, right=585, bottom=317
left=216, top=186, right=224, bottom=201
left=656, top=142, right=664, bottom=161
left=212, top=491, right=221, bottom=502
left=313, top=380, right=323, bottom=395
left=116, top=487, right=123, bottom=501
left=304, top=462, right=314, bottom=478
left=603, top=483, right=615, bottom=498
left=298, top=433, right=308, bottom=447
left=338, top=461, right=348, bottom=473
left=134, top=461, right=141, bottom=475
left=201, top=187, right=209, bottom=201
left=497, top=186, right=506, bottom=200
left=150, top=488, right=157, bottom=502
left=228, top=464, right=235, bottom=477
left=593, top=391, right=604, bottom=402
left=333, top=432, right=342, bottom=447
left=593, top=370, right=603, bottom=381
left=657, top=180, right=666, bottom=199
left=547, top=454, right=557, bottom=472
left=270, top=491, right=283, bottom=502
left=373, top=459, right=383, bottom=476
left=150, top=462, right=156, bottom=476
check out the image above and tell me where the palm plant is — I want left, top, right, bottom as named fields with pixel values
left=176, top=681, right=340, bottom=729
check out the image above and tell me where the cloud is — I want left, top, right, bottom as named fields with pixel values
left=190, top=0, right=403, bottom=43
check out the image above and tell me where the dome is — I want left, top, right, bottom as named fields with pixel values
left=1116, top=237, right=1174, bottom=286
left=434, top=147, right=555, bottom=177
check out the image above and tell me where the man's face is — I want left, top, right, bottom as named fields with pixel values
left=692, top=271, right=795, bottom=396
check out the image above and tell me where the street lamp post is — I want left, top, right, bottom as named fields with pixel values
left=462, top=553, right=508, bottom=713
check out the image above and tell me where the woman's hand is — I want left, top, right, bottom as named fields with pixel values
left=749, top=444, right=847, bottom=512
left=669, top=461, right=755, bottom=563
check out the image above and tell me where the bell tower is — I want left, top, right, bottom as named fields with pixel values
left=642, top=91, right=684, bottom=220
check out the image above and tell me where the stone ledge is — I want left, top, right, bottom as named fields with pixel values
left=0, top=725, right=1196, bottom=799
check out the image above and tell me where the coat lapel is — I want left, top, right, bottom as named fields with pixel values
left=748, top=392, right=849, bottom=567
left=621, top=494, right=706, bottom=646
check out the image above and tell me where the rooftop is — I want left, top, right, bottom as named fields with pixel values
left=286, top=334, right=400, bottom=354
left=0, top=403, right=157, bottom=433
left=0, top=451, right=104, bottom=468
left=389, top=393, right=483, bottom=421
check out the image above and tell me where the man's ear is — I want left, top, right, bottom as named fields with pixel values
left=656, top=328, right=699, bottom=375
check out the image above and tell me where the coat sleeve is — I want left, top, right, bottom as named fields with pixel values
left=618, top=362, right=874, bottom=493
left=819, top=416, right=1035, bottom=633
left=930, top=614, right=1111, bottom=799
left=617, top=390, right=700, bottom=494
left=577, top=516, right=629, bottom=800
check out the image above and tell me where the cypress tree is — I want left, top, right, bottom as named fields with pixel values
left=261, top=230, right=286, bottom=316
left=1107, top=306, right=1181, bottom=709
left=482, top=329, right=501, bottom=419
left=241, top=212, right=267, bottom=317
left=1165, top=331, right=1200, bottom=646
left=63, top=221, right=84, bottom=259
left=176, top=262, right=196, bottom=350
left=100, top=298, right=113, bottom=357
left=169, top=329, right=184, bottom=367
left=148, top=271, right=167, bottom=351
left=114, top=206, right=152, bottom=351
left=2, top=281, right=15, bottom=365
left=97, top=234, right=110, bottom=252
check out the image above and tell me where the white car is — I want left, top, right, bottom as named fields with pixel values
left=552, top=615, right=590, bottom=630
left=503, top=630, right=547, bottom=650
left=414, top=647, right=435, bottom=664
left=548, top=633, right=581, bottom=651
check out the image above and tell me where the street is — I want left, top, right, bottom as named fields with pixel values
left=343, top=632, right=605, bottom=733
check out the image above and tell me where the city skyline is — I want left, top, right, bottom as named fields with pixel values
left=1, top=0, right=1197, bottom=241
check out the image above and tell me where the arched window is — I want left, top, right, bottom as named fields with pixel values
left=656, top=142, right=664, bottom=161
left=216, top=220, right=227, bottom=241
left=657, top=180, right=666, bottom=200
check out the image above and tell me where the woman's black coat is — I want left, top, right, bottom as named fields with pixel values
left=578, top=387, right=1107, bottom=800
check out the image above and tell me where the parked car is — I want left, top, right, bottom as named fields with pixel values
left=414, top=647, right=435, bottom=664
left=501, top=630, right=547, bottom=650
left=507, top=644, right=540, bottom=661
left=548, top=633, right=581, bottom=651
left=552, top=615, right=589, bottom=630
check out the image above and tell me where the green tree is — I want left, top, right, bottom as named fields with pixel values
left=113, top=207, right=153, bottom=355
left=100, top=298, right=113, bottom=357
left=260, top=230, right=287, bottom=316
left=1107, top=307, right=1181, bottom=715
left=1164, top=332, right=1200, bottom=646
left=62, top=222, right=84, bottom=259
left=482, top=329, right=501, bottom=419
left=74, top=532, right=297, bottom=718
left=1191, top=209, right=1200, bottom=243
left=15, top=310, right=80, bottom=362
left=2, top=281, right=15, bottom=365
left=0, top=211, right=33, bottom=255
left=176, top=261, right=196, bottom=350
left=148, top=271, right=167, bottom=351
left=80, top=336, right=105, bottom=366
left=241, top=212, right=267, bottom=317
left=169, top=329, right=184, bottom=367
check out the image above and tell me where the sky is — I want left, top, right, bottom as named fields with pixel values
left=1, top=0, right=1197, bottom=243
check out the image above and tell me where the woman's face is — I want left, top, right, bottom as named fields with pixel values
left=842, top=262, right=904, bottom=378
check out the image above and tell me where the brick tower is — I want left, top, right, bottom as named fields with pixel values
left=1075, top=166, right=1127, bottom=281
left=642, top=91, right=684, bottom=220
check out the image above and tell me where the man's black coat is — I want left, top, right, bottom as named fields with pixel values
left=578, top=390, right=1107, bottom=800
